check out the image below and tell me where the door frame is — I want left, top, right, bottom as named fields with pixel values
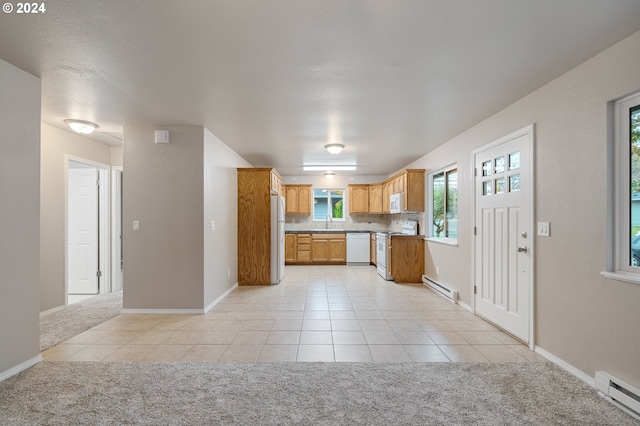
left=64, top=155, right=111, bottom=305
left=110, top=166, right=123, bottom=293
left=471, top=124, right=536, bottom=349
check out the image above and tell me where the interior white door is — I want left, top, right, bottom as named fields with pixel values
left=68, top=166, right=99, bottom=294
left=474, top=128, right=533, bottom=342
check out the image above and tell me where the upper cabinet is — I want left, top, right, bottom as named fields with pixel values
left=348, top=169, right=425, bottom=214
left=398, top=169, right=425, bottom=213
left=348, top=184, right=369, bottom=214
left=270, top=169, right=282, bottom=195
left=283, top=184, right=312, bottom=215
left=369, top=184, right=383, bottom=214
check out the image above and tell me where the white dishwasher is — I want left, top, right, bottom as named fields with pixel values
left=346, top=233, right=370, bottom=265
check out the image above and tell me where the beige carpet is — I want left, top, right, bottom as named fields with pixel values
left=40, top=292, right=122, bottom=351
left=1, top=361, right=637, bottom=425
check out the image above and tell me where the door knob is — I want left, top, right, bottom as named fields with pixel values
left=517, top=246, right=528, bottom=253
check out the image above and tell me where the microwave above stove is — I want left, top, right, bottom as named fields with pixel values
left=389, top=192, right=406, bottom=214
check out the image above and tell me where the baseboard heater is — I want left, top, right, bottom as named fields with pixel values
left=421, top=275, right=458, bottom=303
left=595, top=371, right=640, bottom=420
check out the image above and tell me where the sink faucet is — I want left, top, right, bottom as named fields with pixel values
left=325, top=215, right=332, bottom=229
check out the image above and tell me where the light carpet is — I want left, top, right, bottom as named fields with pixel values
left=39, top=292, right=122, bottom=351
left=1, top=361, right=637, bottom=425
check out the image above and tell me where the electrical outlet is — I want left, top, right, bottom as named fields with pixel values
left=227, top=268, right=231, bottom=277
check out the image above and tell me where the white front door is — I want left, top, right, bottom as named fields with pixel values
left=68, top=166, right=99, bottom=294
left=474, top=126, right=533, bottom=343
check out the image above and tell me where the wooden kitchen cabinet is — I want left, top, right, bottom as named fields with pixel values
left=237, top=168, right=282, bottom=285
left=285, top=234, right=297, bottom=264
left=347, top=170, right=424, bottom=215
left=329, top=238, right=346, bottom=263
left=382, top=181, right=391, bottom=214
left=284, top=184, right=312, bottom=215
left=311, top=233, right=346, bottom=264
left=368, top=184, right=383, bottom=214
left=384, top=169, right=425, bottom=213
left=348, top=184, right=369, bottom=214
left=403, top=169, right=425, bottom=212
left=390, top=235, right=424, bottom=283
left=296, top=234, right=311, bottom=263
left=270, top=170, right=282, bottom=195
left=370, top=233, right=377, bottom=265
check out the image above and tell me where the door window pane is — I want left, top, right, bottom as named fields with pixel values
left=509, top=174, right=521, bottom=192
left=495, top=177, right=505, bottom=194
left=482, top=160, right=492, bottom=176
left=509, top=151, right=520, bottom=170
left=483, top=180, right=492, bottom=196
left=494, top=156, right=505, bottom=174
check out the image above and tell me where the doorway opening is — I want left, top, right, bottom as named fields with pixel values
left=66, top=157, right=110, bottom=305
left=111, top=167, right=123, bottom=293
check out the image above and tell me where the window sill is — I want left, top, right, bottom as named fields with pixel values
left=600, top=271, right=640, bottom=286
left=424, top=237, right=458, bottom=247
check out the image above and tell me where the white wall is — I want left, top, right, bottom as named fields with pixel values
left=122, top=126, right=205, bottom=311
left=203, top=128, right=252, bottom=308
left=0, top=60, right=41, bottom=377
left=406, top=30, right=640, bottom=386
left=39, top=123, right=112, bottom=312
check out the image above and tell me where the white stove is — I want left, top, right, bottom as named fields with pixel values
left=376, top=221, right=418, bottom=280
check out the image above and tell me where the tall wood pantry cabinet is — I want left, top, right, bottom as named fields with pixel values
left=237, top=168, right=282, bottom=285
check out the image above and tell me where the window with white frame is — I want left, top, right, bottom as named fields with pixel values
left=313, top=188, right=345, bottom=221
left=429, top=165, right=458, bottom=241
left=611, top=92, right=640, bottom=279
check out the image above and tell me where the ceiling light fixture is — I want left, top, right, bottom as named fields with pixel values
left=324, top=172, right=336, bottom=179
left=324, top=143, right=345, bottom=155
left=303, top=165, right=356, bottom=171
left=64, top=119, right=99, bottom=135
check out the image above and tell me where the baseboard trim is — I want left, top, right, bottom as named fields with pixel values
left=457, top=300, right=472, bottom=313
left=121, top=282, right=239, bottom=315
left=39, top=305, right=65, bottom=318
left=204, top=283, right=238, bottom=314
left=121, top=308, right=204, bottom=315
left=0, top=354, right=42, bottom=382
left=534, top=346, right=595, bottom=387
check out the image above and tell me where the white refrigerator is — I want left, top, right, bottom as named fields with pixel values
left=270, top=194, right=285, bottom=284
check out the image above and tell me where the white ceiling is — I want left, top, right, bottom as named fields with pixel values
left=2, top=1, right=640, bottom=176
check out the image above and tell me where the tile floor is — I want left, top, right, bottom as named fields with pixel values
left=42, top=265, right=548, bottom=363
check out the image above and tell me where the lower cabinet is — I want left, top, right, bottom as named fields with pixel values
left=297, top=234, right=311, bottom=263
left=390, top=236, right=424, bottom=283
left=285, top=234, right=297, bottom=263
left=370, top=233, right=377, bottom=266
left=285, top=233, right=346, bottom=265
left=312, top=234, right=346, bottom=264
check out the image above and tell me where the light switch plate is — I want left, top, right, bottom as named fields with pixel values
left=537, top=221, right=550, bottom=237
left=133, top=220, right=140, bottom=231
left=210, top=220, right=215, bottom=231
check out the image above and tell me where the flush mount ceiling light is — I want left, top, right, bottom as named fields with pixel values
left=303, top=165, right=356, bottom=171
left=324, top=172, right=336, bottom=179
left=64, top=119, right=99, bottom=135
left=324, top=143, right=345, bottom=155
